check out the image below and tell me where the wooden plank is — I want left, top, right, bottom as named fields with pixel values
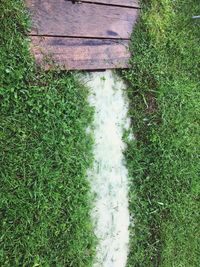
left=30, top=36, right=130, bottom=70
left=26, top=0, right=138, bottom=39
left=76, top=0, right=139, bottom=8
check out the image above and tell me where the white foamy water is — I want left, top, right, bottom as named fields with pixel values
left=83, top=70, right=131, bottom=267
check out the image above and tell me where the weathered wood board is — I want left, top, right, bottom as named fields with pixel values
left=27, top=1, right=138, bottom=39
left=26, top=0, right=139, bottom=70
left=31, top=36, right=130, bottom=70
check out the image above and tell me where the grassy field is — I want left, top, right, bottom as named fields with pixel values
left=0, top=1, right=95, bottom=266
left=1, top=0, right=200, bottom=266
left=123, top=0, right=200, bottom=266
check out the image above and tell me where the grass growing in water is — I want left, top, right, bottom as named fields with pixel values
left=123, top=0, right=200, bottom=266
left=0, top=1, right=95, bottom=266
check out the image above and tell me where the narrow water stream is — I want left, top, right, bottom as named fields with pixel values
left=83, top=70, right=131, bottom=267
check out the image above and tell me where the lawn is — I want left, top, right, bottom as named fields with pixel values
left=0, top=1, right=95, bottom=266
left=123, top=0, right=200, bottom=266
left=1, top=0, right=200, bottom=266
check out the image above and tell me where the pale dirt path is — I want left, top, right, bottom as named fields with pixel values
left=83, top=70, right=131, bottom=267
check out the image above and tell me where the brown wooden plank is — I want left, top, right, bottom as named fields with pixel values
left=26, top=0, right=138, bottom=39
left=77, top=0, right=139, bottom=8
left=30, top=36, right=130, bottom=70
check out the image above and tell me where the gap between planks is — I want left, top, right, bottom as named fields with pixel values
left=67, top=0, right=140, bottom=9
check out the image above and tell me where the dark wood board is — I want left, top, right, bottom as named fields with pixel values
left=26, top=0, right=139, bottom=70
left=68, top=0, right=139, bottom=8
left=30, top=36, right=130, bottom=70
left=26, top=0, right=138, bottom=39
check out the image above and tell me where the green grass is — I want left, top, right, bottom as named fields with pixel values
left=123, top=0, right=200, bottom=266
left=1, top=0, right=200, bottom=266
left=0, top=1, right=95, bottom=266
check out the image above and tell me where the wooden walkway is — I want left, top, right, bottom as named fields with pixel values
left=26, top=0, right=139, bottom=70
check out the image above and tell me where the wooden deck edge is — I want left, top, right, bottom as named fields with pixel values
left=30, top=36, right=131, bottom=70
